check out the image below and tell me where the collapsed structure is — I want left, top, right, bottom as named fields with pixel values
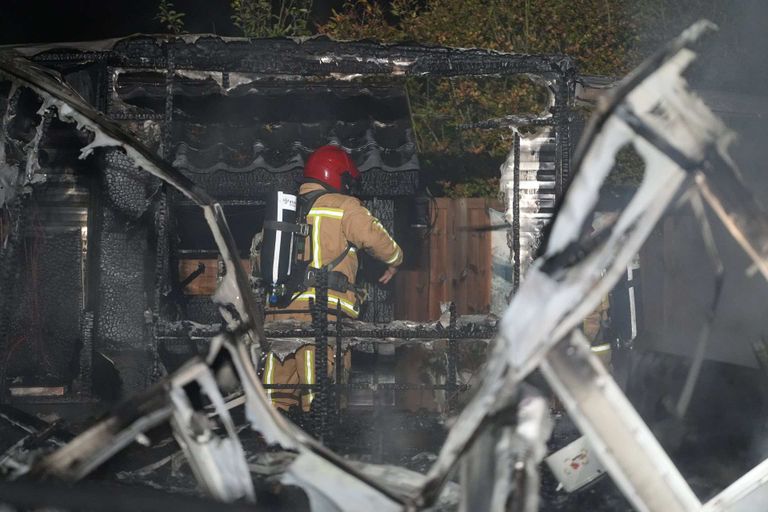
left=2, top=21, right=768, bottom=512
left=0, top=34, right=572, bottom=402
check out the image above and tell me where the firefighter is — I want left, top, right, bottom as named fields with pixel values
left=263, top=145, right=403, bottom=412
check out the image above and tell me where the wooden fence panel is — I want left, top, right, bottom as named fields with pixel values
left=427, top=200, right=451, bottom=320
left=395, top=198, right=499, bottom=321
left=451, top=198, right=469, bottom=315
left=466, top=203, right=493, bottom=314
left=178, top=258, right=252, bottom=296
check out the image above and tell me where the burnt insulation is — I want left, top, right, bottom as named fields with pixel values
left=93, top=149, right=157, bottom=393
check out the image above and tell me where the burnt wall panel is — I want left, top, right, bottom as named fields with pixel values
left=361, top=170, right=418, bottom=197
left=177, top=167, right=418, bottom=200
left=180, top=169, right=298, bottom=200
left=3, top=226, right=83, bottom=383
left=102, top=150, right=158, bottom=219
left=94, top=206, right=148, bottom=352
left=93, top=149, right=157, bottom=395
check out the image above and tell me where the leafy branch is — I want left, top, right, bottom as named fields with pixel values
left=155, top=0, right=186, bottom=34
left=230, top=0, right=313, bottom=38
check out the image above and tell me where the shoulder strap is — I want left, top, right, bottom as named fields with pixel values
left=298, top=190, right=329, bottom=221
left=325, top=242, right=356, bottom=271
left=262, top=220, right=307, bottom=234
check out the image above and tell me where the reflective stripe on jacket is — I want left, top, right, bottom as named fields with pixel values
left=289, top=182, right=403, bottom=318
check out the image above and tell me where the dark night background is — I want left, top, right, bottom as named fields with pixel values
left=0, top=0, right=343, bottom=45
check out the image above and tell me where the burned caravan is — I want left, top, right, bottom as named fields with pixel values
left=5, top=21, right=768, bottom=512
left=0, top=34, right=580, bottom=510
left=0, top=36, right=573, bottom=433
left=0, top=36, right=421, bottom=401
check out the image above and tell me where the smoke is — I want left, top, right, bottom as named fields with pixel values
left=614, top=0, right=768, bottom=500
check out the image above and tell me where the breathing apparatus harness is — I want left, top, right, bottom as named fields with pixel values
left=262, top=189, right=362, bottom=309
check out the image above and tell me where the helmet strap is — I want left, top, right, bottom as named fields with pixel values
left=303, top=177, right=340, bottom=193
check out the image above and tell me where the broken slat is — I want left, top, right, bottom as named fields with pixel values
left=9, top=386, right=65, bottom=397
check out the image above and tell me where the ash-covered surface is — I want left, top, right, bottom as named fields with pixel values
left=540, top=474, right=634, bottom=512
left=4, top=404, right=633, bottom=512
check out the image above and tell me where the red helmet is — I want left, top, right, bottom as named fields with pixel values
left=303, top=145, right=361, bottom=194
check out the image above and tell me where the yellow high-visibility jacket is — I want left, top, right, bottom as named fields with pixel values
left=289, top=182, right=403, bottom=318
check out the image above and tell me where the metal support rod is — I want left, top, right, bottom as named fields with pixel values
left=312, top=270, right=329, bottom=441
left=263, top=326, right=496, bottom=340
left=512, top=132, right=521, bottom=293
left=162, top=46, right=174, bottom=161
left=150, top=44, right=174, bottom=383
left=151, top=191, right=169, bottom=381
left=372, top=342, right=383, bottom=463
left=335, top=302, right=343, bottom=429
left=262, top=382, right=471, bottom=391
left=75, top=311, right=94, bottom=399
left=306, top=297, right=314, bottom=433
left=447, top=302, right=458, bottom=412
left=555, top=83, right=572, bottom=195
left=675, top=191, right=724, bottom=419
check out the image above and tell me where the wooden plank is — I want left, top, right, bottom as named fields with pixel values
left=412, top=236, right=432, bottom=321
left=179, top=258, right=217, bottom=295
left=10, top=386, right=65, bottom=397
left=394, top=219, right=432, bottom=321
left=395, top=267, right=429, bottom=320
left=466, top=201, right=492, bottom=314
left=178, top=258, right=251, bottom=296
left=393, top=197, right=498, bottom=320
left=480, top=199, right=493, bottom=314
left=452, top=198, right=469, bottom=314
left=394, top=272, right=411, bottom=319
left=428, top=199, right=451, bottom=320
